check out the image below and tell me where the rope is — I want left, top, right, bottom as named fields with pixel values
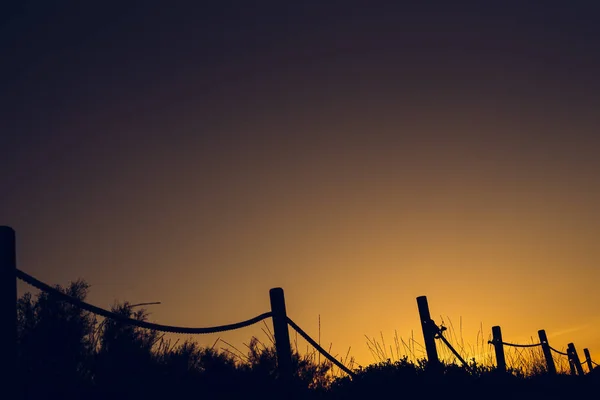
left=431, top=321, right=472, bottom=371
left=286, top=317, right=356, bottom=378
left=487, top=339, right=542, bottom=348
left=548, top=346, right=569, bottom=356
left=15, top=268, right=272, bottom=334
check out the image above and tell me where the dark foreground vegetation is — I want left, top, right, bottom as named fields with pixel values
left=15, top=280, right=600, bottom=399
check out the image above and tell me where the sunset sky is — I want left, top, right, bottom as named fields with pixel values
left=2, top=1, right=600, bottom=369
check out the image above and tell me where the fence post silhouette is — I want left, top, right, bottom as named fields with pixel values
left=567, top=343, right=584, bottom=376
left=538, top=329, right=556, bottom=375
left=0, top=226, right=17, bottom=391
left=269, top=287, right=293, bottom=382
left=583, top=348, right=593, bottom=372
left=491, top=326, right=506, bottom=373
left=416, top=296, right=440, bottom=370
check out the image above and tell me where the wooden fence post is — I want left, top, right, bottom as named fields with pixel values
left=538, top=329, right=556, bottom=375
left=0, top=226, right=17, bottom=391
left=416, top=296, right=440, bottom=370
left=567, top=343, right=584, bottom=376
left=269, top=287, right=293, bottom=382
left=491, top=326, right=506, bottom=373
left=583, top=348, right=593, bottom=372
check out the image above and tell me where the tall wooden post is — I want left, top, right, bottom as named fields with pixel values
left=583, top=348, right=593, bottom=372
left=567, top=343, right=584, bottom=376
left=538, top=329, right=556, bottom=375
left=491, top=326, right=506, bottom=373
left=416, top=296, right=440, bottom=370
left=269, top=288, right=293, bottom=382
left=0, top=226, right=17, bottom=391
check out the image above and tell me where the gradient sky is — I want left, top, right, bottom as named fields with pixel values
left=2, top=1, right=600, bottom=369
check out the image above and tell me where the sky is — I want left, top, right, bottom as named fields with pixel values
left=2, top=1, right=600, bottom=370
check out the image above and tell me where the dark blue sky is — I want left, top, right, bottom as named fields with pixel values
left=3, top=1, right=600, bottom=192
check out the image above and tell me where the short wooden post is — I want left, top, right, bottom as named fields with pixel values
left=491, top=326, right=506, bottom=373
left=416, top=296, right=440, bottom=370
left=583, top=348, right=593, bottom=372
left=0, top=226, right=17, bottom=390
left=269, top=287, right=293, bottom=382
left=538, top=329, right=556, bottom=375
left=567, top=343, right=584, bottom=376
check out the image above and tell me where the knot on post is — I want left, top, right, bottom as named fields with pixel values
left=432, top=322, right=447, bottom=339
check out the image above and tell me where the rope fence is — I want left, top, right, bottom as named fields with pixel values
left=549, top=346, right=569, bottom=357
left=16, top=268, right=272, bottom=334
left=3, top=226, right=599, bottom=391
left=14, top=268, right=356, bottom=378
left=9, top=262, right=357, bottom=383
left=430, top=321, right=472, bottom=371
left=415, top=294, right=598, bottom=377
left=8, top=271, right=600, bottom=380
left=488, top=340, right=542, bottom=349
left=287, top=317, right=357, bottom=378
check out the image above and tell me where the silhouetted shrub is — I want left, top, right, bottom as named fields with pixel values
left=17, top=280, right=96, bottom=398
